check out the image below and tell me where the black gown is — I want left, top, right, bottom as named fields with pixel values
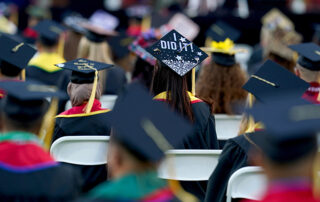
left=204, top=132, right=259, bottom=202
left=154, top=92, right=219, bottom=201
left=53, top=102, right=112, bottom=193
left=103, top=66, right=127, bottom=95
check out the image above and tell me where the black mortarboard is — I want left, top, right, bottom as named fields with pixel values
left=107, top=83, right=192, bottom=162
left=206, top=21, right=241, bottom=42
left=249, top=97, right=320, bottom=162
left=243, top=60, right=309, bottom=103
left=0, top=34, right=36, bottom=76
left=107, top=32, right=134, bottom=59
left=33, top=20, right=66, bottom=45
left=289, top=42, right=320, bottom=71
left=146, top=29, right=208, bottom=76
left=55, top=58, right=113, bottom=84
left=0, top=80, right=67, bottom=122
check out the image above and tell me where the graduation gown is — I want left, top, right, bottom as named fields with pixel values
left=81, top=171, right=180, bottom=202
left=0, top=131, right=81, bottom=201
left=53, top=99, right=111, bottom=192
left=103, top=66, right=127, bottom=95
left=302, top=82, right=320, bottom=104
left=242, top=179, right=320, bottom=202
left=205, top=132, right=258, bottom=202
left=154, top=92, right=219, bottom=201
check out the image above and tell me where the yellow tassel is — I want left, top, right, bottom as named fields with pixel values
left=245, top=115, right=256, bottom=133
left=192, top=68, right=195, bottom=95
left=39, top=98, right=58, bottom=150
left=21, top=69, right=26, bottom=81
left=313, top=152, right=320, bottom=199
left=141, top=15, right=151, bottom=32
left=84, top=70, right=98, bottom=113
left=248, top=93, right=254, bottom=108
left=168, top=180, right=198, bottom=202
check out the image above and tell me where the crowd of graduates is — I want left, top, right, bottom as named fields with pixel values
left=1, top=0, right=320, bottom=201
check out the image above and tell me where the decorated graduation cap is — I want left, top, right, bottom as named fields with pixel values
left=206, top=21, right=241, bottom=42
left=107, top=83, right=192, bottom=162
left=201, top=38, right=246, bottom=66
left=81, top=10, right=118, bottom=43
left=243, top=60, right=309, bottom=103
left=249, top=96, right=320, bottom=163
left=55, top=58, right=113, bottom=113
left=63, top=13, right=87, bottom=34
left=262, top=8, right=294, bottom=31
left=289, top=42, right=320, bottom=71
left=146, top=29, right=208, bottom=76
left=0, top=33, right=36, bottom=77
left=33, top=20, right=66, bottom=46
left=0, top=80, right=66, bottom=122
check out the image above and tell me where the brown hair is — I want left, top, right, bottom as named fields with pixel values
left=196, top=62, right=248, bottom=114
left=266, top=53, right=296, bottom=73
left=150, top=61, right=194, bottom=122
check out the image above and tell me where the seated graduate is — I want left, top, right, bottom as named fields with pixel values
left=27, top=20, right=70, bottom=113
left=81, top=83, right=197, bottom=202
left=53, top=58, right=113, bottom=192
left=205, top=60, right=310, bottom=202
left=290, top=43, right=320, bottom=104
left=196, top=38, right=248, bottom=115
left=0, top=80, right=81, bottom=201
left=243, top=97, right=320, bottom=202
left=0, top=34, right=36, bottom=98
left=146, top=30, right=219, bottom=200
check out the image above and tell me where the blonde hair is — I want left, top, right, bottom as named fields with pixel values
left=77, top=36, right=114, bottom=91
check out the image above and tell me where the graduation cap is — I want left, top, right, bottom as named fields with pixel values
left=249, top=97, right=320, bottom=163
left=201, top=38, right=246, bottom=66
left=81, top=10, right=118, bottom=43
left=107, top=32, right=134, bottom=59
left=107, top=83, right=192, bottom=162
left=0, top=80, right=66, bottom=122
left=33, top=20, right=66, bottom=46
left=0, top=33, right=37, bottom=76
left=206, top=21, right=241, bottom=42
left=289, top=42, right=320, bottom=71
left=242, top=60, right=309, bottom=103
left=55, top=58, right=113, bottom=113
left=146, top=29, right=208, bottom=76
left=63, top=13, right=87, bottom=34
left=261, top=8, right=294, bottom=31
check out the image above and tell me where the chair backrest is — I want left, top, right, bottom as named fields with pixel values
left=50, top=136, right=109, bottom=166
left=65, top=95, right=118, bottom=111
left=226, top=166, right=267, bottom=202
left=158, top=149, right=222, bottom=181
left=215, top=114, right=242, bottom=140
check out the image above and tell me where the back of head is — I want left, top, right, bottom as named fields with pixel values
left=196, top=61, right=248, bottom=114
left=0, top=60, right=21, bottom=77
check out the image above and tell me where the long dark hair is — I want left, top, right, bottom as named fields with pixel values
left=150, top=61, right=194, bottom=122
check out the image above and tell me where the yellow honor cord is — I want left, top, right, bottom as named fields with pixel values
left=192, top=68, right=196, bottom=95
left=21, top=69, right=26, bottom=81
left=251, top=75, right=277, bottom=87
left=85, top=69, right=98, bottom=113
left=39, top=98, right=58, bottom=150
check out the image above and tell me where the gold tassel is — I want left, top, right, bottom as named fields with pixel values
left=21, top=69, right=26, bottom=81
left=141, top=15, right=151, bottom=32
left=248, top=93, right=254, bottom=108
left=84, top=70, right=98, bottom=113
left=168, top=180, right=198, bottom=202
left=313, top=152, right=320, bottom=199
left=192, top=68, right=196, bottom=95
left=39, top=98, right=58, bottom=150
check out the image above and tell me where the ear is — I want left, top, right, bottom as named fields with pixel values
left=295, top=68, right=301, bottom=77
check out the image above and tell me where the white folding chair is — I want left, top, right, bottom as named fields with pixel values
left=158, top=149, right=222, bottom=181
left=65, top=95, right=118, bottom=111
left=50, top=136, right=109, bottom=166
left=215, top=114, right=242, bottom=140
left=226, top=166, right=267, bottom=202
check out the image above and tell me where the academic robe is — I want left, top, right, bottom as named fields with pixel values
left=154, top=92, right=219, bottom=201
left=302, top=82, right=320, bottom=104
left=53, top=99, right=111, bottom=192
left=26, top=52, right=70, bottom=113
left=205, top=132, right=259, bottom=202
left=79, top=171, right=181, bottom=202
left=242, top=179, right=320, bottom=202
left=0, top=131, right=81, bottom=201
left=103, top=66, right=127, bottom=95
